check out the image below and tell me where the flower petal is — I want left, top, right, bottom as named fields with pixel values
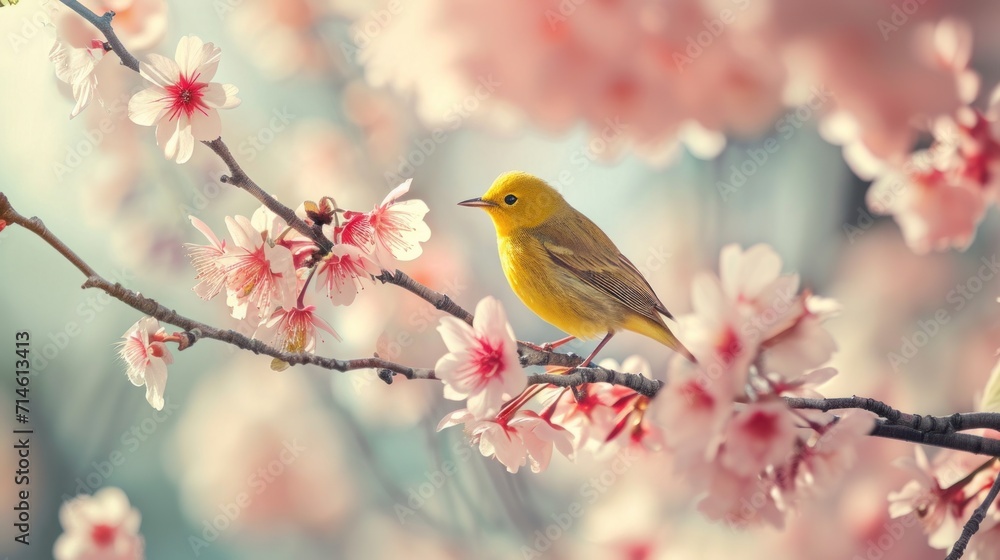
left=128, top=86, right=170, bottom=126
left=201, top=83, right=241, bottom=110
left=175, top=35, right=221, bottom=81
left=139, top=53, right=180, bottom=88
left=189, top=108, right=221, bottom=142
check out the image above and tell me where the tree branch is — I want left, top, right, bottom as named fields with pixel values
left=945, top=469, right=1000, bottom=560
left=786, top=396, right=1000, bottom=435
left=376, top=269, right=474, bottom=324
left=869, top=422, right=1000, bottom=457
left=0, top=193, right=427, bottom=380
left=58, top=0, right=139, bottom=71
left=204, top=138, right=331, bottom=252
left=528, top=370, right=662, bottom=396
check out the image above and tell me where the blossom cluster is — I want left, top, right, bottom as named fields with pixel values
left=861, top=86, right=1000, bottom=254
left=117, top=181, right=430, bottom=409
left=434, top=243, right=874, bottom=525
left=650, top=244, right=873, bottom=529
left=361, top=2, right=973, bottom=165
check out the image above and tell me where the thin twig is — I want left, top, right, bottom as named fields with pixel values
left=58, top=1, right=139, bottom=71
left=204, top=138, right=331, bottom=252
left=945, top=471, right=1000, bottom=559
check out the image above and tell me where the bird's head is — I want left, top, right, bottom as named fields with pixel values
left=458, top=171, right=566, bottom=235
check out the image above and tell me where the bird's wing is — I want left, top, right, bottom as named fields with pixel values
left=535, top=213, right=673, bottom=323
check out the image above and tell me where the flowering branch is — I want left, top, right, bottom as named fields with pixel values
left=0, top=189, right=639, bottom=392
left=204, top=138, right=331, bottom=253
left=14, top=176, right=1000, bottom=460
left=56, top=0, right=330, bottom=254
left=0, top=192, right=428, bottom=380
left=945, top=469, right=1000, bottom=560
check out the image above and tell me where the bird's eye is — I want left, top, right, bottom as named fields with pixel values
left=504, top=194, right=518, bottom=205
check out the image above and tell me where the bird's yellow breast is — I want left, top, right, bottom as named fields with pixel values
left=497, top=232, right=620, bottom=340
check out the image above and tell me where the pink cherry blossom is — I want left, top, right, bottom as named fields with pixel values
left=758, top=294, right=840, bottom=379
left=719, top=243, right=806, bottom=342
left=888, top=446, right=997, bottom=550
left=677, top=244, right=839, bottom=391
left=795, top=410, right=875, bottom=492
left=49, top=38, right=106, bottom=118
left=221, top=215, right=297, bottom=320
left=653, top=359, right=732, bottom=470
left=336, top=211, right=376, bottom=253
left=435, top=297, right=525, bottom=418
left=314, top=243, right=381, bottom=306
left=542, top=384, right=620, bottom=452
left=128, top=35, right=241, bottom=164
left=185, top=216, right=228, bottom=300
left=117, top=316, right=172, bottom=410
left=54, top=487, right=144, bottom=560
left=698, top=461, right=785, bottom=530
left=866, top=155, right=987, bottom=254
left=367, top=179, right=432, bottom=264
left=766, top=367, right=839, bottom=399
left=719, top=401, right=798, bottom=478
left=542, top=356, right=652, bottom=452
left=437, top=409, right=572, bottom=474
left=262, top=305, right=339, bottom=355
left=678, top=272, right=757, bottom=388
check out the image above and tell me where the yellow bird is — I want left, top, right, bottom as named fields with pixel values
left=459, top=171, right=695, bottom=368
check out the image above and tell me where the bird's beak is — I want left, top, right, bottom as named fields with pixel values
left=457, top=197, right=497, bottom=208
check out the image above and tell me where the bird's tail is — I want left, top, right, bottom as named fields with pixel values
left=624, top=315, right=697, bottom=363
